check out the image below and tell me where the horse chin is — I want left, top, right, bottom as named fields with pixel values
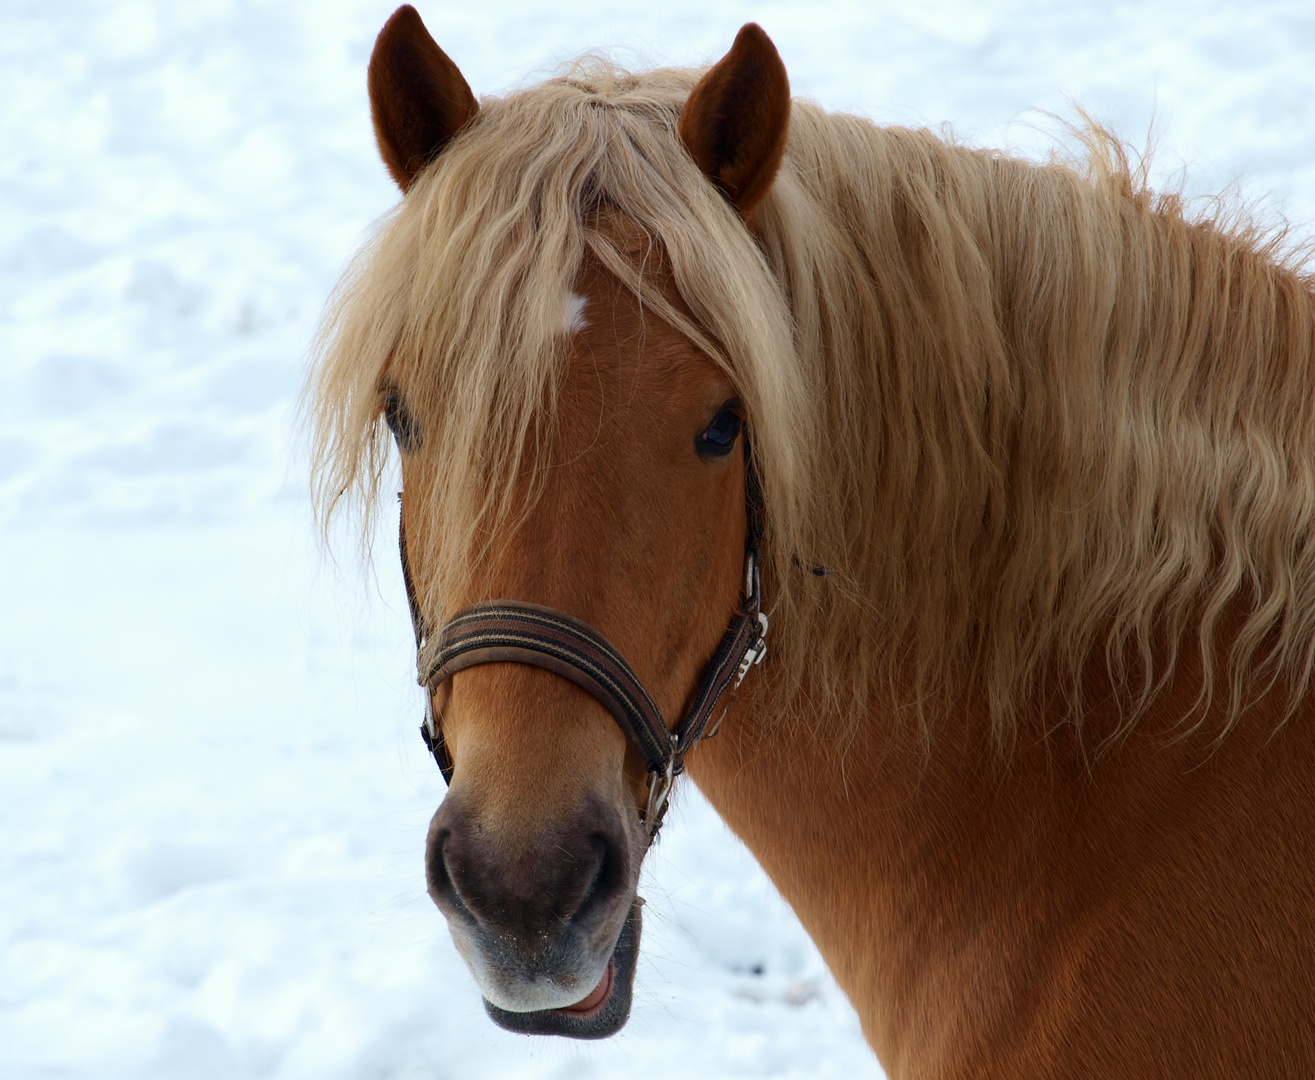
left=481, top=900, right=641, bottom=1040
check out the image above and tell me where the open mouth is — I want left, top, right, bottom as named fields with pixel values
left=481, top=899, right=642, bottom=1039
left=560, top=959, right=614, bottom=1017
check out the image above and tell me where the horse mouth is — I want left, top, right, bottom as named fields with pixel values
left=481, top=899, right=641, bottom=1039
left=560, top=958, right=614, bottom=1017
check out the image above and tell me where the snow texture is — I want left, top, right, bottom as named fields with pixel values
left=2, top=1, right=1313, bottom=1077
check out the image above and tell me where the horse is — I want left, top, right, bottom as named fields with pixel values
left=307, top=5, right=1315, bottom=1075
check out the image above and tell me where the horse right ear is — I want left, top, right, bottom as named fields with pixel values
left=368, top=5, right=478, bottom=192
left=679, top=24, right=790, bottom=220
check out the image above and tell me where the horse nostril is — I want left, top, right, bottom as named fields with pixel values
left=570, top=831, right=626, bottom=930
left=425, top=822, right=473, bottom=923
left=425, top=796, right=634, bottom=942
left=425, top=827, right=447, bottom=892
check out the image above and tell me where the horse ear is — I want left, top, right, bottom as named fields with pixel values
left=678, top=24, right=790, bottom=219
left=368, top=5, right=478, bottom=192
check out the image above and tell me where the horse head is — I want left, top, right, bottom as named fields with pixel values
left=365, top=6, right=790, bottom=1038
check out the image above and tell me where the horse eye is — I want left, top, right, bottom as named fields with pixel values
left=696, top=403, right=743, bottom=459
left=382, top=392, right=419, bottom=451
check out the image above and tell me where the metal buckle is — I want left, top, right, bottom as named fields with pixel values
left=705, top=611, right=770, bottom=743
left=419, top=683, right=455, bottom=786
left=644, top=758, right=675, bottom=834
left=734, top=611, right=769, bottom=691
left=422, top=691, right=438, bottom=745
left=743, top=547, right=762, bottom=606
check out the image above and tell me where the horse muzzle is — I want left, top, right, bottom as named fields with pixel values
left=425, top=792, right=642, bottom=1037
left=481, top=900, right=642, bottom=1039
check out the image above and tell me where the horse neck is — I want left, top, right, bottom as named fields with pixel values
left=753, top=119, right=1315, bottom=762
left=686, top=658, right=1315, bottom=1077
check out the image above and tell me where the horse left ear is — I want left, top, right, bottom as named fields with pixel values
left=679, top=24, right=790, bottom=220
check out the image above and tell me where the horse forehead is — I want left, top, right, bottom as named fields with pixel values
left=567, top=262, right=722, bottom=398
left=562, top=322, right=727, bottom=429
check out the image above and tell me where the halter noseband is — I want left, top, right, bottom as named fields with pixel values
left=400, top=456, right=768, bottom=839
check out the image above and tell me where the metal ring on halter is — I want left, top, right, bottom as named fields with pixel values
left=645, top=758, right=676, bottom=826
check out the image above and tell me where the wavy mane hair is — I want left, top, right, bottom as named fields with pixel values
left=308, top=60, right=1315, bottom=751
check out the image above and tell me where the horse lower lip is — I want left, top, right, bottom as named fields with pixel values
left=481, top=900, right=640, bottom=1038
left=560, top=961, right=614, bottom=1016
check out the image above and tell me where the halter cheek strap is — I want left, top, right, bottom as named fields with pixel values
left=401, top=454, right=768, bottom=838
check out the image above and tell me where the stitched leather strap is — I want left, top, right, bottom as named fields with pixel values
left=674, top=597, right=763, bottom=756
left=419, top=602, right=674, bottom=769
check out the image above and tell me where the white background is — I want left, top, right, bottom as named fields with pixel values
left=2, top=1, right=1313, bottom=1077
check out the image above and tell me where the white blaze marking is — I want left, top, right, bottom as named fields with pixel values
left=566, top=292, right=588, bottom=334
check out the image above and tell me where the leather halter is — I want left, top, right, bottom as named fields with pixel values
left=400, top=451, right=768, bottom=838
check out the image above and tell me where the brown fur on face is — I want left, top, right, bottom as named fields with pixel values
left=404, top=240, right=748, bottom=1017
left=417, top=247, right=747, bottom=821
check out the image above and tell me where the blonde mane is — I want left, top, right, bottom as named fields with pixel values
left=308, top=60, right=1315, bottom=751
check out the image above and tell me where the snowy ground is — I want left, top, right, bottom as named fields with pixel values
left=2, top=2, right=1313, bottom=1077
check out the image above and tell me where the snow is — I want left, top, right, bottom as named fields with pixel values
left=2, top=1, right=1313, bottom=1076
